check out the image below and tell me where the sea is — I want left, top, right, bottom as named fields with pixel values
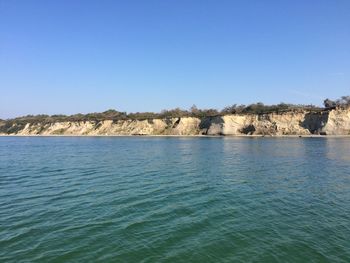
left=1, top=136, right=349, bottom=262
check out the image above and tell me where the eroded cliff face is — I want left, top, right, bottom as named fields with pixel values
left=1, top=109, right=350, bottom=136
left=208, top=111, right=329, bottom=136
left=0, top=117, right=201, bottom=136
left=323, top=109, right=350, bottom=135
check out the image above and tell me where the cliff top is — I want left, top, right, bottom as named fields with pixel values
left=2, top=96, right=350, bottom=124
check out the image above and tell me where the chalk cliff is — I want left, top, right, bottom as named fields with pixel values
left=1, top=109, right=349, bottom=136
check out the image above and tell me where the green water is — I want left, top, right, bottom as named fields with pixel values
left=0, top=137, right=349, bottom=262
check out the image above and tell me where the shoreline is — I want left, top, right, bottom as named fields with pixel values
left=1, top=134, right=350, bottom=138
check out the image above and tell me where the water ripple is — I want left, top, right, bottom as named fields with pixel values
left=1, top=137, right=350, bottom=262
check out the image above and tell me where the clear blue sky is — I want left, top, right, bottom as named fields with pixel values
left=1, top=0, right=349, bottom=118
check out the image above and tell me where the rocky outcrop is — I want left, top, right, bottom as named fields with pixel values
left=323, top=108, right=350, bottom=135
left=1, top=109, right=350, bottom=136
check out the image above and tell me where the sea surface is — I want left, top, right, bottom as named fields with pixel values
left=0, top=137, right=350, bottom=262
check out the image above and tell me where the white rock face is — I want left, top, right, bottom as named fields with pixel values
left=323, top=109, right=350, bottom=135
left=1, top=109, right=350, bottom=136
left=207, top=112, right=313, bottom=135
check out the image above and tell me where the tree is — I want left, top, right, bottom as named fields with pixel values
left=190, top=105, right=200, bottom=116
left=221, top=104, right=238, bottom=114
left=324, top=96, right=350, bottom=109
left=338, top=96, right=350, bottom=106
left=323, top=99, right=337, bottom=109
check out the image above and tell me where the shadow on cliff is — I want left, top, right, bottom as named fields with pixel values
left=300, top=111, right=329, bottom=135
left=199, top=116, right=224, bottom=135
left=240, top=124, right=256, bottom=135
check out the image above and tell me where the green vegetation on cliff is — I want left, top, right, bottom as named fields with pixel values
left=1, top=96, right=349, bottom=126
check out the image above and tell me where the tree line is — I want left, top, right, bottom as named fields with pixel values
left=2, top=96, right=349, bottom=124
left=323, top=96, right=350, bottom=109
